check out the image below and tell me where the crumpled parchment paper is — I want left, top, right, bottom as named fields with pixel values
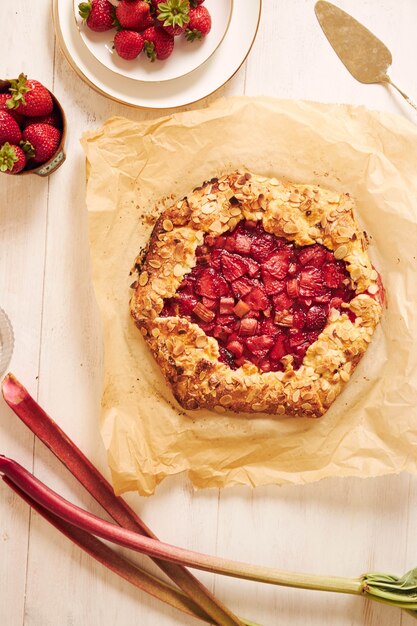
left=81, top=96, right=417, bottom=496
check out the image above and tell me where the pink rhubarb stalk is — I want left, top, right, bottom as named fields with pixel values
left=0, top=454, right=362, bottom=595
left=1, top=374, right=242, bottom=626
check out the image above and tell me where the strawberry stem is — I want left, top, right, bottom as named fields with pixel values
left=0, top=143, right=18, bottom=172
left=7, top=73, right=30, bottom=109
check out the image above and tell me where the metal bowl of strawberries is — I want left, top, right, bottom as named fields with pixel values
left=0, top=73, right=66, bottom=177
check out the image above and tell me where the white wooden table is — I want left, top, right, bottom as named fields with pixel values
left=1, top=1, right=417, bottom=625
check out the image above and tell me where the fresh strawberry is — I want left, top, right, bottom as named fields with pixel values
left=0, top=93, right=24, bottom=124
left=0, top=111, right=22, bottom=145
left=115, top=0, right=153, bottom=30
left=143, top=26, right=175, bottom=61
left=221, top=252, right=248, bottom=282
left=243, top=286, right=269, bottom=311
left=305, top=305, right=327, bottom=331
left=79, top=0, right=115, bottom=31
left=22, top=123, right=61, bottom=164
left=156, top=0, right=190, bottom=36
left=7, top=74, right=53, bottom=117
left=23, top=110, right=62, bottom=129
left=0, top=143, right=26, bottom=174
left=114, top=30, right=145, bottom=59
left=185, top=4, right=211, bottom=40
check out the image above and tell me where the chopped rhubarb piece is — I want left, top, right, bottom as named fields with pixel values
left=322, top=263, right=343, bottom=288
left=262, top=270, right=286, bottom=295
left=233, top=299, right=251, bottom=318
left=193, top=302, right=215, bottom=323
left=239, top=318, right=258, bottom=336
left=231, top=277, right=255, bottom=298
left=263, top=250, right=290, bottom=279
left=275, top=312, right=294, bottom=327
left=305, top=305, right=327, bottom=330
left=286, top=278, right=300, bottom=298
left=270, top=334, right=287, bottom=361
left=221, top=252, right=249, bottom=282
left=226, top=340, right=244, bottom=358
left=219, top=297, right=235, bottom=315
left=273, top=292, right=293, bottom=311
left=298, top=244, right=327, bottom=267
left=299, top=267, right=326, bottom=297
left=243, top=286, right=269, bottom=311
left=245, top=335, right=274, bottom=357
left=234, top=233, right=252, bottom=255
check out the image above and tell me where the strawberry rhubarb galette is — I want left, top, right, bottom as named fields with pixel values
left=130, top=172, right=383, bottom=417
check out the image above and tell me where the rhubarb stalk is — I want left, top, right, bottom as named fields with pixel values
left=1, top=374, right=243, bottom=626
left=2, top=456, right=417, bottom=618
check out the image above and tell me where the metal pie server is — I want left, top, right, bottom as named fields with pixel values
left=315, top=0, right=417, bottom=113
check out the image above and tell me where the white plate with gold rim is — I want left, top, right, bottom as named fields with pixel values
left=53, top=0, right=262, bottom=109
left=74, top=0, right=233, bottom=83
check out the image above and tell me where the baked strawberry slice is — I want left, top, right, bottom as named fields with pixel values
left=273, top=292, right=293, bottom=311
left=231, top=277, right=256, bottom=298
left=292, top=309, right=306, bottom=329
left=210, top=248, right=223, bottom=270
left=234, top=232, right=252, bottom=255
left=221, top=251, right=249, bottom=282
left=305, top=305, right=327, bottom=331
left=195, top=268, right=227, bottom=298
left=250, top=234, right=277, bottom=262
left=314, top=291, right=331, bottom=303
left=260, top=318, right=280, bottom=337
left=226, top=340, right=244, bottom=358
left=288, top=330, right=309, bottom=349
left=262, top=269, right=285, bottom=295
left=264, top=250, right=290, bottom=279
left=270, top=334, right=288, bottom=361
left=202, top=296, right=217, bottom=310
left=245, top=335, right=275, bottom=357
left=243, top=285, right=269, bottom=311
left=176, top=293, right=198, bottom=316
left=246, top=258, right=260, bottom=278
left=298, top=244, right=327, bottom=267
left=322, top=262, right=343, bottom=288
left=299, top=267, right=326, bottom=297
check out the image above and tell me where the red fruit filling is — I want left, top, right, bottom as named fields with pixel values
left=161, top=220, right=358, bottom=371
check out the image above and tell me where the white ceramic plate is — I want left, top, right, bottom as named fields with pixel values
left=74, top=0, right=233, bottom=83
left=53, top=0, right=262, bottom=109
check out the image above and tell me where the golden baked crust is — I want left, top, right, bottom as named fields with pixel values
left=130, top=172, right=383, bottom=417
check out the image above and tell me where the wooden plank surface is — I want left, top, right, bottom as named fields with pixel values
left=1, top=0, right=417, bottom=624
